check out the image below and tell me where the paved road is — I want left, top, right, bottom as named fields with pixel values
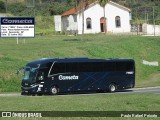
left=0, top=93, right=21, bottom=97
left=0, top=87, right=159, bottom=96
left=116, top=87, right=160, bottom=94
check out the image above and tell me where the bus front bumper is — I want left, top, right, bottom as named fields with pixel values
left=21, top=85, right=39, bottom=95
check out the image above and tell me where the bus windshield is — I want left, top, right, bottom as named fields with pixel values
left=23, top=64, right=40, bottom=82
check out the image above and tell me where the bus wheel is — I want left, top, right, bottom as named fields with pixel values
left=50, top=86, right=58, bottom=95
left=109, top=83, right=116, bottom=92
left=37, top=93, right=43, bottom=96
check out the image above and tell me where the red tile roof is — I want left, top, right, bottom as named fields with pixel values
left=61, top=0, right=131, bottom=16
left=61, top=8, right=77, bottom=16
left=62, top=0, right=97, bottom=16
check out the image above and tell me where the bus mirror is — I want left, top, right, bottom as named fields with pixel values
left=16, top=70, right=19, bottom=75
left=16, top=67, right=24, bottom=75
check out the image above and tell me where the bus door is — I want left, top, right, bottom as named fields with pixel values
left=49, top=62, right=69, bottom=92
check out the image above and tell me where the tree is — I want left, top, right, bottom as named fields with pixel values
left=98, top=0, right=110, bottom=34
left=0, top=1, right=5, bottom=13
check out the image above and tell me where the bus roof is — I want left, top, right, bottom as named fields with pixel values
left=26, top=58, right=134, bottom=65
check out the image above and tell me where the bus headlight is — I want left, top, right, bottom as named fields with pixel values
left=39, top=84, right=43, bottom=87
left=30, top=84, right=38, bottom=88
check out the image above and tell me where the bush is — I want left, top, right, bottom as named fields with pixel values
left=0, top=1, right=5, bottom=13
left=8, top=3, right=26, bottom=16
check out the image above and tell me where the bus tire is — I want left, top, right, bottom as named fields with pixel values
left=50, top=86, right=58, bottom=95
left=109, top=83, right=116, bottom=92
left=37, top=93, right=43, bottom=96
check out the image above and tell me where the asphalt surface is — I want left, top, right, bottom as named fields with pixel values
left=116, top=87, right=160, bottom=94
left=0, top=87, right=159, bottom=96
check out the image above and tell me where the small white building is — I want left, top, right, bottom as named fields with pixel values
left=55, top=0, right=131, bottom=34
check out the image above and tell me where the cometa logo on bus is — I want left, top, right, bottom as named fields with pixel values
left=58, top=75, right=79, bottom=80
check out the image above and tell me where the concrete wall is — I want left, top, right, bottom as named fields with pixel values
left=61, top=15, right=78, bottom=34
left=142, top=23, right=160, bottom=35
left=54, top=15, right=62, bottom=32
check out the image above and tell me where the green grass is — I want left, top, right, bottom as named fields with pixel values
left=1, top=94, right=160, bottom=111
left=0, top=94, right=160, bottom=119
left=35, top=16, right=55, bottom=35
left=0, top=34, right=160, bottom=92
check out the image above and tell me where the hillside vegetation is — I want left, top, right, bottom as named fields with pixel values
left=0, top=0, right=160, bottom=24
left=0, top=34, right=159, bottom=92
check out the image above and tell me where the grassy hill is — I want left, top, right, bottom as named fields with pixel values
left=0, top=34, right=159, bottom=92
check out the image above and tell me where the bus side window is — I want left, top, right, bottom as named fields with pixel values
left=103, top=62, right=115, bottom=71
left=37, top=71, right=44, bottom=81
left=116, top=62, right=133, bottom=71
left=92, top=62, right=104, bottom=72
left=78, top=62, right=92, bottom=72
left=78, top=62, right=104, bottom=72
left=50, top=63, right=65, bottom=75
left=126, top=62, right=134, bottom=71
left=66, top=63, right=78, bottom=72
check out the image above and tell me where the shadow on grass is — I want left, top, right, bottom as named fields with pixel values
left=116, top=90, right=133, bottom=93
left=30, top=90, right=134, bottom=96
left=63, top=39, right=81, bottom=41
left=63, top=38, right=91, bottom=41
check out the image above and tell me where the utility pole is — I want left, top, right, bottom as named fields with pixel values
left=5, top=0, right=7, bottom=13
left=79, top=0, right=84, bottom=39
left=136, top=8, right=138, bottom=35
left=153, top=6, right=155, bottom=36
left=26, top=0, right=35, bottom=16
left=81, top=0, right=84, bottom=35
left=145, top=7, right=146, bottom=23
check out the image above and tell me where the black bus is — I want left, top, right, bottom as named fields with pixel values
left=19, top=58, right=135, bottom=95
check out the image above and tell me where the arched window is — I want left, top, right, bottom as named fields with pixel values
left=86, top=18, right=92, bottom=29
left=115, top=16, right=121, bottom=27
